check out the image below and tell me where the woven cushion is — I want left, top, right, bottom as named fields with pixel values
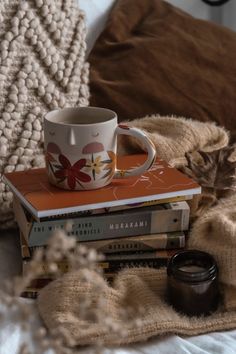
left=0, top=0, right=89, bottom=227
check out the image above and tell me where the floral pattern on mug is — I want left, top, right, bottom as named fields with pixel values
left=46, top=142, right=117, bottom=188
left=103, top=151, right=116, bottom=182
left=51, top=154, right=91, bottom=190
left=85, top=155, right=104, bottom=180
left=84, top=152, right=116, bottom=181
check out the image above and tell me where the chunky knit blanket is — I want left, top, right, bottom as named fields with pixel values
left=0, top=0, right=89, bottom=228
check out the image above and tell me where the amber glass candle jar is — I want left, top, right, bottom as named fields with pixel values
left=167, top=250, right=220, bottom=316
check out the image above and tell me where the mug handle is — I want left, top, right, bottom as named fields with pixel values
left=114, top=124, right=156, bottom=178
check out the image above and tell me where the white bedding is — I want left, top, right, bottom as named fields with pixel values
left=1, top=299, right=236, bottom=354
left=79, top=0, right=117, bottom=55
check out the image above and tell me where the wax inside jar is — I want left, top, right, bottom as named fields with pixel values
left=178, top=265, right=206, bottom=273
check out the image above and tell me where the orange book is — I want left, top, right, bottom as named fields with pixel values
left=4, top=154, right=201, bottom=220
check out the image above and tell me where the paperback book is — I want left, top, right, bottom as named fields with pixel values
left=20, top=231, right=185, bottom=259
left=21, top=252, right=174, bottom=298
left=85, top=232, right=186, bottom=253
left=22, top=249, right=176, bottom=276
left=4, top=154, right=201, bottom=220
left=16, top=200, right=190, bottom=246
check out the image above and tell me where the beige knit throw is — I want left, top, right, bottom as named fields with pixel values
left=118, top=115, right=229, bottom=162
left=0, top=0, right=89, bottom=228
left=37, top=266, right=236, bottom=347
left=188, top=194, right=236, bottom=312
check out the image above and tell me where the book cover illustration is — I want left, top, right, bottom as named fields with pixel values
left=4, top=154, right=201, bottom=219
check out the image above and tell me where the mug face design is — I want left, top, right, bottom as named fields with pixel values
left=46, top=142, right=116, bottom=190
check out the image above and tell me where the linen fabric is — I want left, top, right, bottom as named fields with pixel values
left=0, top=0, right=89, bottom=228
left=89, top=0, right=236, bottom=140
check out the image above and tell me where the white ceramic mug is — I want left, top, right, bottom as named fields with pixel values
left=44, top=107, right=156, bottom=190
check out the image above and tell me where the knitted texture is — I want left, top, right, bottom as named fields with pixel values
left=118, top=115, right=229, bottom=163
left=188, top=194, right=236, bottom=311
left=37, top=267, right=236, bottom=347
left=0, top=0, right=89, bottom=228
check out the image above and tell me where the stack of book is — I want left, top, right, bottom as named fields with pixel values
left=4, top=154, right=201, bottom=298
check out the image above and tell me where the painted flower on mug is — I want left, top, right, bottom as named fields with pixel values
left=53, top=154, right=91, bottom=190
left=103, top=151, right=116, bottom=182
left=85, top=155, right=104, bottom=180
left=82, top=141, right=109, bottom=180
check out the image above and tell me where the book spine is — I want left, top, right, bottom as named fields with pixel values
left=20, top=289, right=39, bottom=299
left=102, top=250, right=175, bottom=270
left=103, top=258, right=169, bottom=272
left=20, top=232, right=185, bottom=259
left=22, top=254, right=172, bottom=276
left=28, top=202, right=190, bottom=246
left=79, top=231, right=185, bottom=253
left=104, top=249, right=176, bottom=261
left=39, top=195, right=192, bottom=220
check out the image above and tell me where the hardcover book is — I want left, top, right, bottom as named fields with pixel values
left=4, top=154, right=201, bottom=220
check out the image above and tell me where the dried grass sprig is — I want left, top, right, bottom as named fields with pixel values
left=0, top=227, right=144, bottom=353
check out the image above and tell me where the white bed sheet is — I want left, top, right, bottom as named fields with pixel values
left=79, top=0, right=116, bottom=55
left=1, top=301, right=236, bottom=354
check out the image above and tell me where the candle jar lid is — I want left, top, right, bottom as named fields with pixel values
left=167, top=250, right=220, bottom=316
